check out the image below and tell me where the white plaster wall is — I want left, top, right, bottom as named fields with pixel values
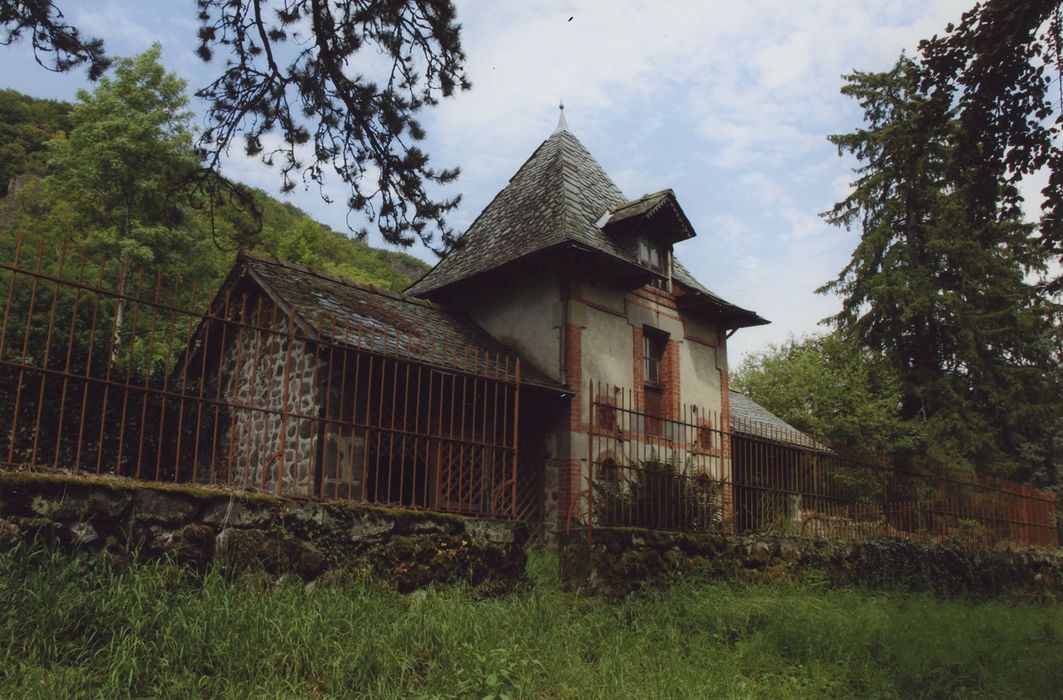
left=683, top=315, right=721, bottom=347
left=579, top=303, right=635, bottom=395
left=679, top=341, right=722, bottom=416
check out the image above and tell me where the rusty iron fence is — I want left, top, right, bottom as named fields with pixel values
left=0, top=239, right=525, bottom=519
left=585, top=383, right=1059, bottom=548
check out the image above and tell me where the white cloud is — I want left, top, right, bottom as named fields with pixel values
left=2, top=0, right=989, bottom=351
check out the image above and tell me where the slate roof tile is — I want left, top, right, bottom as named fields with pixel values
left=239, top=254, right=562, bottom=392
left=406, top=127, right=767, bottom=329
left=729, top=390, right=828, bottom=449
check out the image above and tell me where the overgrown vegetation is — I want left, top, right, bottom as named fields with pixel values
left=1, top=0, right=470, bottom=249
left=0, top=544, right=1060, bottom=698
left=593, top=458, right=726, bottom=533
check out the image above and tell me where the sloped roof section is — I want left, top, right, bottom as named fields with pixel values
left=237, top=254, right=563, bottom=392
left=406, top=129, right=630, bottom=297
left=673, top=260, right=769, bottom=328
left=406, top=125, right=768, bottom=330
left=729, top=390, right=828, bottom=450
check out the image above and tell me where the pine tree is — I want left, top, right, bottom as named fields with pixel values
left=1, top=0, right=469, bottom=252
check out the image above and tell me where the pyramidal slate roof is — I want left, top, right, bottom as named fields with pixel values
left=406, top=123, right=768, bottom=328
left=407, top=127, right=630, bottom=296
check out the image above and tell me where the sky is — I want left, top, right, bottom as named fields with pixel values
left=0, top=0, right=981, bottom=363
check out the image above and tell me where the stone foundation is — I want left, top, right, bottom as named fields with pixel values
left=0, top=470, right=528, bottom=593
left=560, top=527, right=1063, bottom=599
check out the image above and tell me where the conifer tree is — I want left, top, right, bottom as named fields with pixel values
left=821, top=57, right=1056, bottom=475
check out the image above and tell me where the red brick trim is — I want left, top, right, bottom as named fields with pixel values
left=632, top=326, right=645, bottom=413
left=661, top=338, right=680, bottom=420
left=625, top=297, right=683, bottom=321
left=565, top=323, right=583, bottom=431
left=557, top=457, right=584, bottom=526
left=632, top=285, right=679, bottom=308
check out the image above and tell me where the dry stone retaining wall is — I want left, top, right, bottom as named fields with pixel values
left=560, top=527, right=1063, bottom=599
left=0, top=471, right=527, bottom=593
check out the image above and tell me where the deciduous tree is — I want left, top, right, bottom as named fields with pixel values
left=732, top=333, right=914, bottom=456
left=0, top=0, right=469, bottom=252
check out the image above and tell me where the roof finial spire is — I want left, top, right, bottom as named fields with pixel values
left=553, top=100, right=569, bottom=134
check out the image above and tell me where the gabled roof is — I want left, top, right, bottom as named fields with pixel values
left=601, top=189, right=695, bottom=244
left=218, top=254, right=564, bottom=393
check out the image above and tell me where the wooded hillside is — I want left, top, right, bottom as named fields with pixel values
left=0, top=85, right=430, bottom=295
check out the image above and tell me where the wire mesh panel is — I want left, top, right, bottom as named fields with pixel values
left=0, top=239, right=522, bottom=519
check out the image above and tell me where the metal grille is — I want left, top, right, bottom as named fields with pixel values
left=0, top=239, right=521, bottom=519
left=586, top=382, right=1058, bottom=548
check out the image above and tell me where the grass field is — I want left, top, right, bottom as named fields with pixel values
left=0, top=545, right=1061, bottom=699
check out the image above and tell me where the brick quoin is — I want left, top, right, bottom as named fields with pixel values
left=559, top=323, right=584, bottom=527
left=557, top=457, right=584, bottom=528
left=631, top=325, right=644, bottom=412
left=662, top=338, right=680, bottom=420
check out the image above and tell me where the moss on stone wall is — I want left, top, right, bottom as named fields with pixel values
left=0, top=469, right=527, bottom=594
left=561, top=527, right=1063, bottom=600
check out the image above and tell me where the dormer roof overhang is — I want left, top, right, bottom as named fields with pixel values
left=601, top=189, right=696, bottom=245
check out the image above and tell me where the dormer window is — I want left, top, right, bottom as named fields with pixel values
left=638, top=237, right=671, bottom=291
left=638, top=238, right=667, bottom=274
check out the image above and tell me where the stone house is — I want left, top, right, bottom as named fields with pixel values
left=405, top=113, right=767, bottom=529
left=194, top=112, right=768, bottom=532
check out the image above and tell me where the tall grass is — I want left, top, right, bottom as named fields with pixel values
left=0, top=543, right=1060, bottom=699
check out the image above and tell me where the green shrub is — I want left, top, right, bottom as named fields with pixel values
left=593, top=458, right=726, bottom=533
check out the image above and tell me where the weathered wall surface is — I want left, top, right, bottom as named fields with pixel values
left=560, top=527, right=1063, bottom=600
left=458, top=267, right=561, bottom=384
left=0, top=471, right=528, bottom=593
left=221, top=306, right=320, bottom=497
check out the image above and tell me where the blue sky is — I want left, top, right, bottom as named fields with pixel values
left=1, top=0, right=982, bottom=362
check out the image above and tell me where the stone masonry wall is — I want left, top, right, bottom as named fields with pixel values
left=222, top=307, right=320, bottom=497
left=560, top=527, right=1063, bottom=600
left=0, top=471, right=528, bottom=594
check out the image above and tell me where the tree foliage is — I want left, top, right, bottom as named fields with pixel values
left=45, top=44, right=202, bottom=269
left=0, top=0, right=469, bottom=252
left=0, top=88, right=70, bottom=197
left=915, top=0, right=1063, bottom=291
left=823, top=56, right=1058, bottom=476
left=0, top=76, right=430, bottom=295
left=732, top=333, right=914, bottom=457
